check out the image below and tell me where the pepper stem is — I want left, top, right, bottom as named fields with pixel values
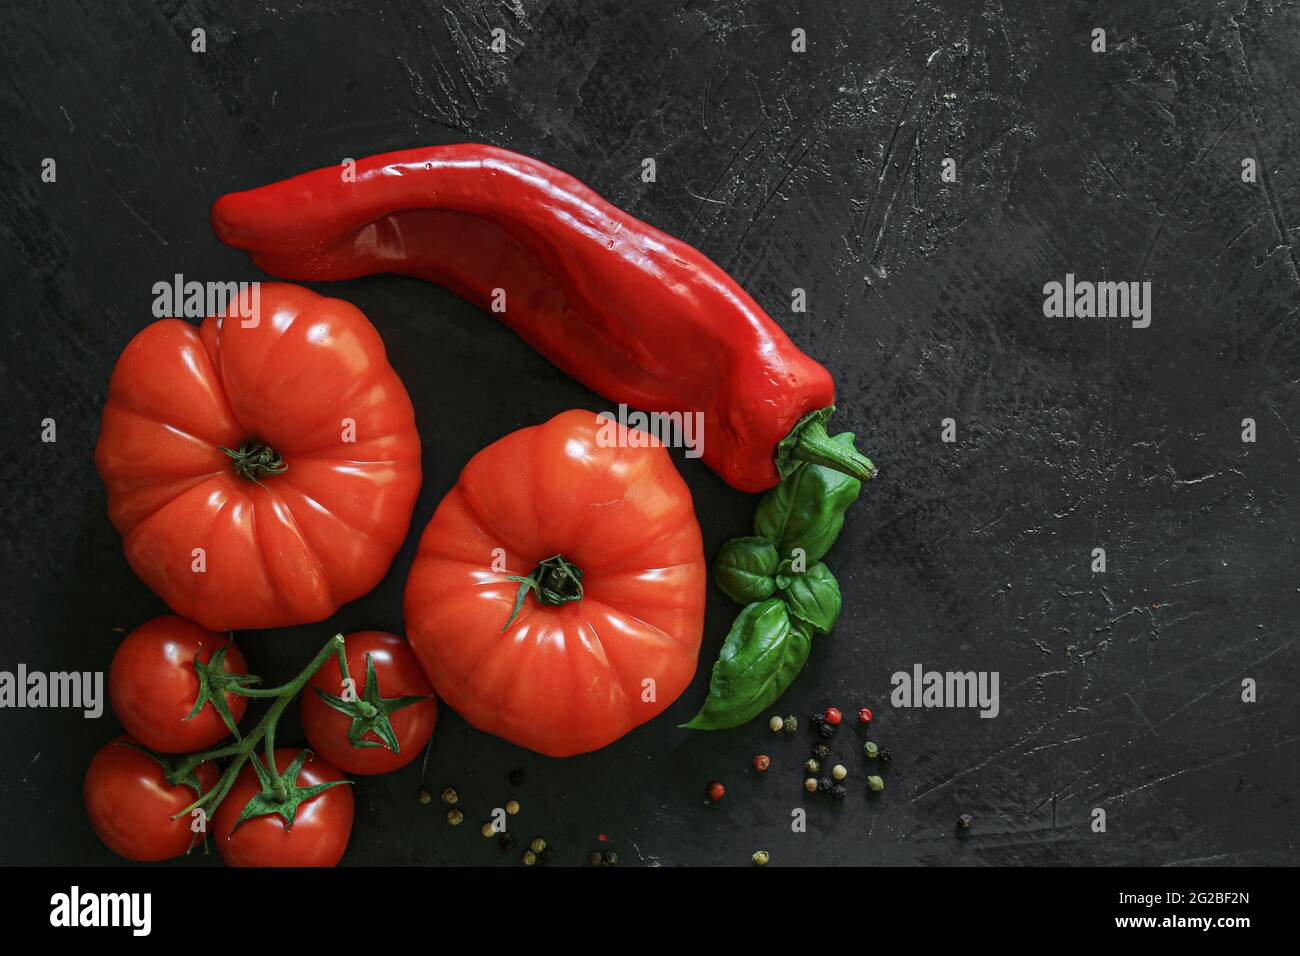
left=220, top=438, right=287, bottom=484
left=787, top=412, right=876, bottom=481
left=500, top=554, right=585, bottom=632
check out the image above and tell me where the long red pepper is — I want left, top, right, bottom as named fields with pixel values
left=211, top=144, right=874, bottom=492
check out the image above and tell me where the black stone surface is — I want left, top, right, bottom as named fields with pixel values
left=1, top=0, right=1296, bottom=866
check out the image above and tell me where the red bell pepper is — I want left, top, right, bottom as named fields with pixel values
left=212, top=144, right=874, bottom=492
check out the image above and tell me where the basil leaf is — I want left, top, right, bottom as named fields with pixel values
left=681, top=599, right=812, bottom=730
left=754, top=432, right=863, bottom=564
left=779, top=562, right=842, bottom=634
left=713, top=537, right=780, bottom=604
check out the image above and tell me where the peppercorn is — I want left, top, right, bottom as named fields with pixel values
left=708, top=781, right=725, bottom=801
left=812, top=743, right=830, bottom=761
left=753, top=754, right=771, bottom=772
left=803, top=777, right=818, bottom=793
left=500, top=832, right=516, bottom=851
left=440, top=787, right=459, bottom=805
left=811, top=712, right=826, bottom=727
left=804, top=758, right=821, bottom=774
left=588, top=850, right=604, bottom=866
left=505, top=799, right=520, bottom=815
left=832, top=764, right=847, bottom=781
left=529, top=836, right=547, bottom=853
left=769, top=715, right=784, bottom=732
left=858, top=707, right=873, bottom=725
left=603, top=850, right=619, bottom=865
left=446, top=809, right=464, bottom=825
left=958, top=814, right=973, bottom=830
left=508, top=769, right=526, bottom=786
left=863, top=740, right=879, bottom=759
left=817, top=777, right=832, bottom=793
left=782, top=715, right=798, bottom=734
left=417, top=789, right=432, bottom=805
left=819, top=722, right=837, bottom=739
left=879, top=748, right=893, bottom=764
left=752, top=850, right=770, bottom=866
left=825, top=707, right=842, bottom=726
left=481, top=822, right=496, bottom=838
left=867, top=774, right=885, bottom=793
left=522, top=850, right=537, bottom=866
left=539, top=847, right=554, bottom=862
left=831, top=784, right=847, bottom=800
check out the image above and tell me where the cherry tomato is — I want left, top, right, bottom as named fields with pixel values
left=109, top=615, right=249, bottom=752
left=301, top=631, right=436, bottom=775
left=212, top=748, right=353, bottom=867
left=84, top=737, right=218, bottom=862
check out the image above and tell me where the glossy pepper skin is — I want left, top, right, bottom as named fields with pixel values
left=211, top=144, right=873, bottom=492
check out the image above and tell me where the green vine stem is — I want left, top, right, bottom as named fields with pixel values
left=170, top=633, right=349, bottom=823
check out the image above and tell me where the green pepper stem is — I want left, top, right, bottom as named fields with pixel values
left=788, top=415, right=876, bottom=481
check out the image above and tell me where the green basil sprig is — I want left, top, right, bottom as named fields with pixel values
left=685, top=430, right=872, bottom=731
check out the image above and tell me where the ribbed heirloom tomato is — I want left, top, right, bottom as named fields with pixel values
left=403, top=409, right=707, bottom=757
left=95, top=283, right=421, bottom=631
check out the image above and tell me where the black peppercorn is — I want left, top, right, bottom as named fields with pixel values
left=958, top=813, right=973, bottom=830
left=604, top=850, right=619, bottom=865
left=832, top=784, right=847, bottom=800
left=811, top=712, right=826, bottom=727
left=819, top=722, right=837, bottom=738
left=812, top=743, right=830, bottom=761
left=499, top=832, right=516, bottom=851
left=817, top=776, right=832, bottom=793
left=509, top=769, right=527, bottom=786
left=879, top=748, right=893, bottom=764
left=540, top=847, right=555, bottom=862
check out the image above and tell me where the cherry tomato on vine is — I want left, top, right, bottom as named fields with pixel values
left=109, top=615, right=250, bottom=752
left=301, top=631, right=436, bottom=775
left=212, top=748, right=353, bottom=867
left=84, top=737, right=218, bottom=862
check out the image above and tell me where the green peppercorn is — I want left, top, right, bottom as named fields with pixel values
left=804, top=758, right=821, bottom=774
left=864, top=740, right=879, bottom=759
left=588, top=850, right=604, bottom=866
left=480, top=822, right=496, bottom=838
left=782, top=715, right=798, bottom=734
left=529, top=836, right=547, bottom=853
left=505, top=799, right=520, bottom=815
left=417, top=789, right=433, bottom=805
left=440, top=787, right=459, bottom=805
left=752, top=850, right=770, bottom=866
left=867, top=774, right=885, bottom=793
left=522, top=850, right=537, bottom=866
left=603, top=850, right=619, bottom=865
left=446, top=808, right=464, bottom=825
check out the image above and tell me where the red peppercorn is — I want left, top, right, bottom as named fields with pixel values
left=824, top=707, right=842, bottom=726
left=752, top=754, right=771, bottom=772
left=708, top=781, right=726, bottom=801
left=858, top=707, right=873, bottom=725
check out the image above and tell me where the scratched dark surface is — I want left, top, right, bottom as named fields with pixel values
left=0, top=0, right=1297, bottom=867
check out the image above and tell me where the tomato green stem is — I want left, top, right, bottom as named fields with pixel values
left=219, top=438, right=288, bottom=484
left=500, top=554, right=584, bottom=632
left=169, top=633, right=345, bottom=822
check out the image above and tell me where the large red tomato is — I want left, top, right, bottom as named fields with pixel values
left=302, top=630, right=437, bottom=775
left=109, top=615, right=249, bottom=753
left=84, top=737, right=219, bottom=862
left=212, top=748, right=353, bottom=867
left=95, top=283, right=421, bottom=631
left=404, top=409, right=706, bottom=757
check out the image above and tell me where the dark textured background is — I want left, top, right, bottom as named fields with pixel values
left=1, top=0, right=1297, bottom=867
